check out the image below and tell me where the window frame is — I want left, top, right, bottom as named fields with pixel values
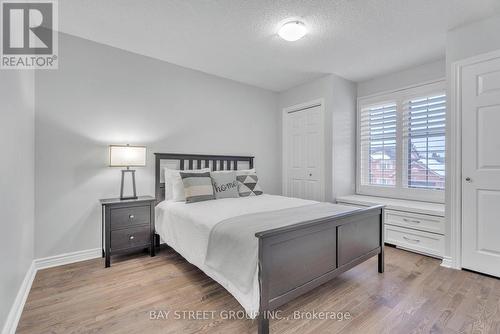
left=356, top=80, right=446, bottom=203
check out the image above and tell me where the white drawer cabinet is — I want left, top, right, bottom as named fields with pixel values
left=336, top=195, right=445, bottom=258
left=385, top=224, right=445, bottom=258
left=384, top=210, right=444, bottom=234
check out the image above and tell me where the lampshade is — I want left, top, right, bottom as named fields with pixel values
left=109, top=145, right=146, bottom=167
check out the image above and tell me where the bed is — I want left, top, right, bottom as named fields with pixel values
left=154, top=153, right=384, bottom=334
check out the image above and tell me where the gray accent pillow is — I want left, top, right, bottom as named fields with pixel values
left=210, top=171, right=239, bottom=199
left=180, top=172, right=215, bottom=203
left=236, top=171, right=264, bottom=197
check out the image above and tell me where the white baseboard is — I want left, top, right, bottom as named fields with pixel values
left=2, top=248, right=101, bottom=334
left=34, top=248, right=101, bottom=270
left=440, top=256, right=459, bottom=269
left=1, top=262, right=36, bottom=334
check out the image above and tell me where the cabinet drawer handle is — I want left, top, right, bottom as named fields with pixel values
left=129, top=235, right=135, bottom=240
left=129, top=214, right=135, bottom=219
left=403, top=218, right=420, bottom=224
left=403, top=236, right=420, bottom=243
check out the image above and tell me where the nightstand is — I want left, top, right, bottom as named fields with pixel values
left=100, top=196, right=156, bottom=267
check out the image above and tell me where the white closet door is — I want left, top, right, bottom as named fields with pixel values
left=462, top=54, right=500, bottom=277
left=284, top=104, right=324, bottom=201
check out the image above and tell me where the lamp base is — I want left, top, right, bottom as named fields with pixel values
left=120, top=169, right=137, bottom=200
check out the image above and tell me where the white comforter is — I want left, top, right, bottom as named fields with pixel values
left=155, top=194, right=317, bottom=316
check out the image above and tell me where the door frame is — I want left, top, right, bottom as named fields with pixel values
left=282, top=99, right=326, bottom=201
left=447, top=49, right=500, bottom=270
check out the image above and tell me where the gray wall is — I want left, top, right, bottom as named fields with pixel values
left=331, top=76, right=357, bottom=200
left=278, top=74, right=357, bottom=202
left=357, top=58, right=446, bottom=97
left=35, top=33, right=280, bottom=259
left=0, top=71, right=35, bottom=330
left=446, top=15, right=500, bottom=65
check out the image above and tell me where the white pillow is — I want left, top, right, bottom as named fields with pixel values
left=210, top=169, right=255, bottom=176
left=164, top=169, right=174, bottom=200
left=235, top=168, right=256, bottom=175
left=165, top=168, right=210, bottom=202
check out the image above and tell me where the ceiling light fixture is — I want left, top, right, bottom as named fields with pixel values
left=278, top=20, right=307, bottom=42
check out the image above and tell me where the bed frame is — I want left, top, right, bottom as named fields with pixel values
left=154, top=153, right=384, bottom=334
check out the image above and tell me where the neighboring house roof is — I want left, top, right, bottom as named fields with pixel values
left=370, top=153, right=392, bottom=161
left=370, top=147, right=445, bottom=178
left=413, top=158, right=445, bottom=177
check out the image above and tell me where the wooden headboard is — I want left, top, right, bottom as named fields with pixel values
left=154, top=153, right=254, bottom=204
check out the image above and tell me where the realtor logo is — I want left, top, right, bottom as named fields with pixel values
left=1, top=0, right=58, bottom=69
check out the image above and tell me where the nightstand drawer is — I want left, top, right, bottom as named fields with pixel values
left=110, top=205, right=150, bottom=230
left=111, top=226, right=151, bottom=252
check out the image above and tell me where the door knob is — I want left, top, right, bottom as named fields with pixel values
left=465, top=177, right=471, bottom=182
left=309, top=173, right=312, bottom=177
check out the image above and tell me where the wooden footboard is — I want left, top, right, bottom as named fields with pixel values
left=255, top=205, right=384, bottom=334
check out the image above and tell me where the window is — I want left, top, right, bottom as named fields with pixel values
left=404, top=94, right=446, bottom=190
left=357, top=81, right=446, bottom=202
left=361, top=103, right=397, bottom=186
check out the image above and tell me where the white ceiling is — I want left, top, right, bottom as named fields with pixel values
left=59, top=0, right=500, bottom=92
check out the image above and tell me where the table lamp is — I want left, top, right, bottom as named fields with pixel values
left=109, top=144, right=146, bottom=200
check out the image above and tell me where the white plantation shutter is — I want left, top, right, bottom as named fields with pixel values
left=403, top=93, right=446, bottom=190
left=360, top=103, right=397, bottom=187
left=358, top=81, right=446, bottom=202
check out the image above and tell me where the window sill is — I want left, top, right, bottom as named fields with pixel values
left=336, top=194, right=445, bottom=217
left=356, top=184, right=444, bottom=203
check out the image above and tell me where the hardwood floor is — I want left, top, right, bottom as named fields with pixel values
left=17, top=246, right=500, bottom=334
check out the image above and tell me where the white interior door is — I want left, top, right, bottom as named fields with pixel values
left=461, top=54, right=500, bottom=277
left=284, top=103, right=324, bottom=201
